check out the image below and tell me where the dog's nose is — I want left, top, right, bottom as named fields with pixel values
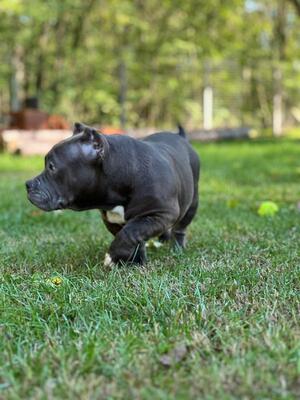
left=25, top=180, right=32, bottom=191
left=26, top=178, right=40, bottom=191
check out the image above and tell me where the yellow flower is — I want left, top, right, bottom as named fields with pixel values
left=50, top=276, right=63, bottom=286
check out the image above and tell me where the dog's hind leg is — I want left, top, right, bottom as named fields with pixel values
left=159, top=229, right=172, bottom=243
left=172, top=193, right=199, bottom=249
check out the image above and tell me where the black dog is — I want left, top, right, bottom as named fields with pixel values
left=26, top=123, right=200, bottom=266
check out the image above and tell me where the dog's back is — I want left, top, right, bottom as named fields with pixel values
left=142, top=127, right=200, bottom=189
left=141, top=127, right=200, bottom=220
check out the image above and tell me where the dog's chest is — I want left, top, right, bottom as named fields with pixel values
left=106, top=205, right=126, bottom=225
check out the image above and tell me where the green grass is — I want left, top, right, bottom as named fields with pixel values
left=0, top=140, right=299, bottom=399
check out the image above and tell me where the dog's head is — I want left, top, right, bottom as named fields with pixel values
left=26, top=123, right=109, bottom=211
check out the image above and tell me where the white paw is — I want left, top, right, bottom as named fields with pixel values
left=103, top=253, right=114, bottom=267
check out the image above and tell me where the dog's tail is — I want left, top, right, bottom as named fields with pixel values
left=177, top=124, right=186, bottom=138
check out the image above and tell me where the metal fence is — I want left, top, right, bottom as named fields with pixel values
left=200, top=59, right=300, bottom=134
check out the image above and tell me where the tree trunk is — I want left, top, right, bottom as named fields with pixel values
left=272, top=0, right=286, bottom=136
left=288, top=0, right=300, bottom=17
left=203, top=61, right=213, bottom=130
left=9, top=46, right=24, bottom=112
left=118, top=58, right=127, bottom=130
left=203, top=86, right=213, bottom=130
left=273, top=67, right=283, bottom=136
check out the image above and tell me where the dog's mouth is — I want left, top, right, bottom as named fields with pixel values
left=27, top=191, right=66, bottom=211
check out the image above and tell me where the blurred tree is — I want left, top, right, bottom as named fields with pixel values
left=288, top=0, right=300, bottom=16
left=0, top=0, right=299, bottom=131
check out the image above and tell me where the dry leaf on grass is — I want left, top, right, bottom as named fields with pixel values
left=159, top=343, right=188, bottom=367
left=30, top=210, right=43, bottom=217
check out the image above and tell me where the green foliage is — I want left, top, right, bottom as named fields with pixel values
left=0, top=141, right=299, bottom=398
left=0, top=1, right=300, bottom=127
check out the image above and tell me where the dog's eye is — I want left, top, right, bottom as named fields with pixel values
left=48, top=162, right=56, bottom=172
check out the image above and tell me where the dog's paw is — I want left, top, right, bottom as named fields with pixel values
left=103, top=253, right=115, bottom=268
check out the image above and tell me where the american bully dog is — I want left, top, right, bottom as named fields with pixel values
left=26, top=123, right=200, bottom=266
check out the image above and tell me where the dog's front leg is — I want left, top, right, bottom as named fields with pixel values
left=105, top=214, right=173, bottom=266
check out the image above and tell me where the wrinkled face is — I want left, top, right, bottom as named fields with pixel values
left=25, top=123, right=107, bottom=211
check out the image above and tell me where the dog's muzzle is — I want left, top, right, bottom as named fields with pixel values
left=26, top=177, right=64, bottom=211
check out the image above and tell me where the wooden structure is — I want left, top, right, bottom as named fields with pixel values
left=9, top=109, right=69, bottom=130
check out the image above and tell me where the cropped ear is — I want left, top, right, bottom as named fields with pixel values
left=73, top=122, right=85, bottom=135
left=82, top=127, right=108, bottom=159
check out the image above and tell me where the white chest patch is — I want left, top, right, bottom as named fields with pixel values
left=106, top=205, right=125, bottom=224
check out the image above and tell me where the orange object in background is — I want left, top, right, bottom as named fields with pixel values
left=10, top=109, right=48, bottom=130
left=9, top=111, right=123, bottom=134
left=46, top=115, right=70, bottom=130
left=99, top=126, right=125, bottom=135
left=9, top=109, right=70, bottom=130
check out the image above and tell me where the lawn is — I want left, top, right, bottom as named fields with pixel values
left=0, top=140, right=299, bottom=399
